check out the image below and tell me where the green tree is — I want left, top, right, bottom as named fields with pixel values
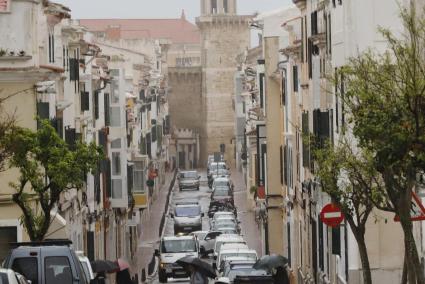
left=4, top=120, right=102, bottom=241
left=0, top=103, right=15, bottom=171
left=340, top=5, right=425, bottom=283
left=315, top=140, right=386, bottom=284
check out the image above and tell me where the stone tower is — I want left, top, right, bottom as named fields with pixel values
left=196, top=0, right=251, bottom=166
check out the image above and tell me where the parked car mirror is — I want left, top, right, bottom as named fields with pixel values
left=200, top=246, right=206, bottom=255
left=198, top=176, right=201, bottom=179
left=154, top=249, right=160, bottom=256
left=201, top=212, right=205, bottom=217
left=169, top=213, right=174, bottom=218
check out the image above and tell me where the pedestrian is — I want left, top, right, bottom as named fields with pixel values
left=94, top=272, right=106, bottom=284
left=272, top=266, right=289, bottom=284
left=188, top=265, right=208, bottom=284
left=116, top=269, right=133, bottom=284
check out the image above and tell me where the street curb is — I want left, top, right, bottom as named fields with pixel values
left=146, top=170, right=177, bottom=280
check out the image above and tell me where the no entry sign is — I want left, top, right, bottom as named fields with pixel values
left=320, top=203, right=344, bottom=227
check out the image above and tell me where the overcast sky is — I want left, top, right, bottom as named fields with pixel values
left=55, top=0, right=292, bottom=22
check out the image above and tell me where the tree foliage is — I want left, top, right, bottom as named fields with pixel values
left=339, top=5, right=425, bottom=283
left=4, top=120, right=102, bottom=241
left=0, top=103, right=15, bottom=171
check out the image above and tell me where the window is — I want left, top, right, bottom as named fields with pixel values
left=45, top=256, right=72, bottom=284
left=48, top=33, right=55, bottom=63
left=311, top=11, right=318, bottom=36
left=94, top=91, right=99, bottom=119
left=133, top=161, right=145, bottom=193
left=211, top=0, right=217, bottom=14
left=112, top=179, right=123, bottom=199
left=112, top=152, right=121, bottom=175
left=111, top=138, right=121, bottom=149
left=80, top=92, right=89, bottom=112
left=110, top=107, right=121, bottom=127
left=259, top=73, right=265, bottom=109
left=110, top=79, right=119, bottom=104
left=104, top=93, right=110, bottom=126
left=293, top=65, right=299, bottom=92
left=302, top=112, right=310, bottom=168
left=223, top=0, right=228, bottom=13
left=12, top=258, right=38, bottom=284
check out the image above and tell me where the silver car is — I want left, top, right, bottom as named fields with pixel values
left=178, top=170, right=201, bottom=191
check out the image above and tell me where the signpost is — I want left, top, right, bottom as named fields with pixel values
left=320, top=203, right=344, bottom=227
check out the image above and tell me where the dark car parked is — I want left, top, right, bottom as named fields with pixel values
left=3, top=240, right=92, bottom=284
left=211, top=186, right=234, bottom=205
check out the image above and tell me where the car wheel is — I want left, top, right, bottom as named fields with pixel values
left=159, top=269, right=168, bottom=283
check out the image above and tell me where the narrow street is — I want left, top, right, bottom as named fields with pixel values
left=148, top=169, right=261, bottom=283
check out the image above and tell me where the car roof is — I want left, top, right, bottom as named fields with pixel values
left=220, top=243, right=248, bottom=249
left=216, top=235, right=245, bottom=241
left=214, top=212, right=234, bottom=216
left=162, top=235, right=196, bottom=241
left=220, top=248, right=257, bottom=253
left=214, top=177, right=230, bottom=181
left=175, top=200, right=199, bottom=206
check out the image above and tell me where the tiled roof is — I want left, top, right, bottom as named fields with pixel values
left=79, top=17, right=200, bottom=44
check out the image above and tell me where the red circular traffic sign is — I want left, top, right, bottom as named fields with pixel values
left=320, top=203, right=344, bottom=227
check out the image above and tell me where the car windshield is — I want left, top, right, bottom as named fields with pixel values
left=228, top=269, right=268, bottom=280
left=222, top=253, right=257, bottom=263
left=214, top=189, right=230, bottom=197
left=214, top=180, right=229, bottom=187
left=210, top=163, right=226, bottom=170
left=175, top=206, right=200, bottom=217
left=180, top=172, right=197, bottom=178
left=161, top=239, right=197, bottom=253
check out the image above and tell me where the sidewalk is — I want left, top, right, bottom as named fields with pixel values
left=131, top=170, right=176, bottom=282
left=232, top=169, right=263, bottom=256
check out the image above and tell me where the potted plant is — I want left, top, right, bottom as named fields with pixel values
left=0, top=49, right=6, bottom=57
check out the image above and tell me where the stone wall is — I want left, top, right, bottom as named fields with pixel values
left=168, top=66, right=203, bottom=132
left=198, top=16, right=251, bottom=166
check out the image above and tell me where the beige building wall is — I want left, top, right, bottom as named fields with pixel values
left=264, top=36, right=285, bottom=255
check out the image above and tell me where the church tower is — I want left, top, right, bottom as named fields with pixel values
left=197, top=0, right=251, bottom=166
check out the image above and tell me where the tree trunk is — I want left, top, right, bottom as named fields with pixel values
left=347, top=218, right=372, bottom=284
left=398, top=189, right=425, bottom=284
left=400, top=218, right=424, bottom=284
left=402, top=254, right=408, bottom=284
left=356, top=234, right=372, bottom=284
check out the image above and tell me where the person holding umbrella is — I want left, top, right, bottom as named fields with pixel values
left=177, top=256, right=216, bottom=284
left=253, top=254, right=290, bottom=284
left=188, top=264, right=208, bottom=284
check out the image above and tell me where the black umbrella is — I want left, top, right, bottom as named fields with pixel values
left=176, top=256, right=216, bottom=278
left=90, top=260, right=120, bottom=273
left=253, top=255, right=288, bottom=272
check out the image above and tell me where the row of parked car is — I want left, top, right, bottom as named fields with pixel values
left=156, top=157, right=273, bottom=283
